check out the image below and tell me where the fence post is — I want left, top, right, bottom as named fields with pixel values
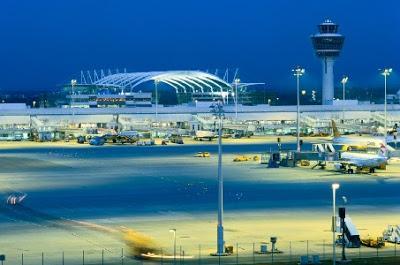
left=252, top=243, right=255, bottom=265
left=160, top=248, right=163, bottom=265
left=323, top=240, right=325, bottom=260
left=42, top=252, right=44, bottom=265
left=271, top=243, right=274, bottom=264
left=179, top=246, right=182, bottom=265
left=182, top=250, right=185, bottom=265
left=395, top=242, right=397, bottom=256
left=82, top=250, right=85, bottom=265
left=289, top=241, right=292, bottom=262
left=198, top=244, right=201, bottom=265
left=102, top=249, right=104, bottom=265
left=236, top=243, right=238, bottom=265
left=62, top=251, right=65, bottom=265
left=358, top=245, right=361, bottom=259
left=121, top=248, right=124, bottom=265
left=21, top=252, right=24, bottom=265
left=306, top=240, right=309, bottom=259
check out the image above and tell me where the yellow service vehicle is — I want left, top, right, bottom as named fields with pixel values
left=194, top=152, right=211, bottom=158
left=233, top=155, right=260, bottom=162
left=233, top=155, right=250, bottom=162
left=361, top=237, right=385, bottom=248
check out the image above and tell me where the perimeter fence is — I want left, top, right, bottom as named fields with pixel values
left=1, top=239, right=400, bottom=265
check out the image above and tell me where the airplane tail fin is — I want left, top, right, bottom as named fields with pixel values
left=332, top=120, right=341, bottom=138
left=379, top=144, right=388, bottom=157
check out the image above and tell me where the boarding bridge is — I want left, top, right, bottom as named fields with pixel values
left=302, top=115, right=330, bottom=128
left=194, top=115, right=215, bottom=130
left=118, top=117, right=151, bottom=131
left=31, top=116, right=44, bottom=129
left=371, top=112, right=397, bottom=127
left=301, top=115, right=317, bottom=128
left=341, top=217, right=361, bottom=248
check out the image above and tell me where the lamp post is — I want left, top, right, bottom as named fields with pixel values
left=341, top=76, right=348, bottom=122
left=292, top=66, right=305, bottom=152
left=381, top=68, right=392, bottom=144
left=332, top=183, right=340, bottom=265
left=210, top=101, right=225, bottom=255
left=70, top=79, right=77, bottom=95
left=341, top=76, right=348, bottom=101
left=169, top=229, right=177, bottom=265
left=154, top=79, right=159, bottom=121
left=234, top=78, right=240, bottom=120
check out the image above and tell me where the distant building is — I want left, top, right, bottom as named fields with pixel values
left=66, top=89, right=152, bottom=108
left=63, top=70, right=263, bottom=108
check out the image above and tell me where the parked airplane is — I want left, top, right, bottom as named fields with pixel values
left=331, top=120, right=395, bottom=152
left=334, top=145, right=388, bottom=173
left=314, top=143, right=388, bottom=174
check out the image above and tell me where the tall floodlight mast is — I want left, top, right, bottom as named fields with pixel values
left=311, top=19, right=345, bottom=105
left=211, top=101, right=225, bottom=255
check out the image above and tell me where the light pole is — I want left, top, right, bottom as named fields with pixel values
left=381, top=68, right=392, bottom=143
left=154, top=79, right=160, bottom=121
left=332, top=183, right=340, bottom=265
left=234, top=78, right=240, bottom=120
left=341, top=76, right=348, bottom=101
left=341, top=76, right=348, bottom=122
left=71, top=79, right=77, bottom=96
left=211, top=101, right=225, bottom=255
left=169, top=229, right=177, bottom=265
left=292, top=66, right=305, bottom=152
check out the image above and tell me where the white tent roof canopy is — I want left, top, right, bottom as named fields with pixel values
left=92, top=70, right=232, bottom=94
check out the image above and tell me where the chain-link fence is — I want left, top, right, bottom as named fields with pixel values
left=1, top=240, right=399, bottom=265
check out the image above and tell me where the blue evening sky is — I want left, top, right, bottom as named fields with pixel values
left=0, top=0, right=399, bottom=94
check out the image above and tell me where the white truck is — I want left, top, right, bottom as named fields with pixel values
left=383, top=225, right=400, bottom=243
left=193, top=130, right=215, bottom=141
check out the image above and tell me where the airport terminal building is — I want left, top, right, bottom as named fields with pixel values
left=0, top=67, right=399, bottom=141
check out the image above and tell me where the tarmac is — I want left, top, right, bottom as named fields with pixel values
left=0, top=138, right=399, bottom=264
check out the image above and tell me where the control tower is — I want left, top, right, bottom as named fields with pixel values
left=311, top=19, right=345, bottom=105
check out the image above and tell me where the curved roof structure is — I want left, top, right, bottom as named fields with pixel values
left=93, top=70, right=232, bottom=94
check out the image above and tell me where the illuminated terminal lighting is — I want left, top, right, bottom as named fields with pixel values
left=292, top=67, right=305, bottom=77
left=380, top=68, right=393, bottom=76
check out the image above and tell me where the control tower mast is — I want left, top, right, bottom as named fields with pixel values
left=311, top=19, right=345, bottom=105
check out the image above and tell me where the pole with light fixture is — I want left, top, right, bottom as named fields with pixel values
left=332, top=183, right=340, bottom=265
left=381, top=68, right=392, bottom=144
left=234, top=78, right=240, bottom=120
left=341, top=76, right=348, bottom=122
left=169, top=228, right=177, bottom=265
left=341, top=76, right=348, bottom=101
left=154, top=79, right=159, bottom=121
left=292, top=67, right=305, bottom=152
left=211, top=101, right=225, bottom=255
